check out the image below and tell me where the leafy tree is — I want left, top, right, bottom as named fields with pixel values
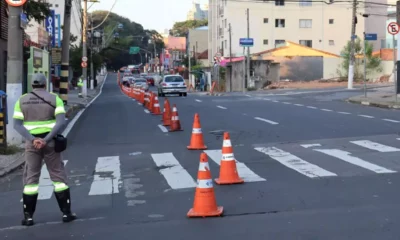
left=24, top=1, right=50, bottom=22
left=170, top=19, right=208, bottom=37
left=337, top=37, right=382, bottom=80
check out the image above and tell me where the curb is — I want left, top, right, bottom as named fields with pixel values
left=347, top=99, right=400, bottom=109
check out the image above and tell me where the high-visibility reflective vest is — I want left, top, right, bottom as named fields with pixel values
left=13, top=90, right=66, bottom=135
left=77, top=78, right=83, bottom=87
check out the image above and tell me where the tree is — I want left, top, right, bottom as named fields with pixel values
left=169, top=19, right=208, bottom=37
left=24, top=1, right=50, bottom=22
left=337, top=38, right=382, bottom=80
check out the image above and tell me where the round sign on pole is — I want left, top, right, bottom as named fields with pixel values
left=81, top=62, right=87, bottom=68
left=388, top=22, right=400, bottom=35
left=5, top=0, right=27, bottom=7
left=82, top=56, right=88, bottom=62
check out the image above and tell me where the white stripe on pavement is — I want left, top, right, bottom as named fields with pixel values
left=314, top=149, right=396, bottom=174
left=350, top=140, right=400, bottom=152
left=321, top=109, right=332, bottom=112
left=89, top=156, right=121, bottom=195
left=383, top=119, right=400, bottom=123
left=151, top=153, right=196, bottom=189
left=358, top=115, right=374, bottom=118
left=307, top=106, right=317, bottom=109
left=263, top=98, right=271, bottom=101
left=300, top=144, right=321, bottom=149
left=37, top=160, right=68, bottom=200
left=195, top=99, right=202, bottom=102
left=272, top=100, right=279, bottom=103
left=283, top=102, right=291, bottom=104
left=217, top=105, right=227, bottom=109
left=245, top=94, right=252, bottom=97
left=144, top=109, right=150, bottom=114
left=204, top=150, right=266, bottom=182
left=158, top=124, right=168, bottom=133
left=337, top=111, right=351, bottom=114
left=255, top=147, right=337, bottom=178
left=137, top=102, right=142, bottom=105
left=294, top=104, right=304, bottom=106
left=254, top=117, right=278, bottom=125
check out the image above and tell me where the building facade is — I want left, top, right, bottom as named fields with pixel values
left=208, top=0, right=386, bottom=61
left=187, top=1, right=209, bottom=21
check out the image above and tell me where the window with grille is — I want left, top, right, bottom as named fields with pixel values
left=275, top=19, right=285, bottom=28
left=299, top=19, right=312, bottom=28
left=299, top=40, right=312, bottom=47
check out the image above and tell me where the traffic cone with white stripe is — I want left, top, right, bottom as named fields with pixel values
left=187, top=113, right=207, bottom=150
left=187, top=153, right=223, bottom=218
left=162, top=98, right=171, bottom=126
left=215, top=132, right=244, bottom=185
left=169, top=104, right=182, bottom=132
left=152, top=96, right=161, bottom=115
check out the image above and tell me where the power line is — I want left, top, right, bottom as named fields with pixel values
left=89, top=0, right=118, bottom=30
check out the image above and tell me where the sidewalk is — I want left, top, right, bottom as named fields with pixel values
left=347, top=86, right=400, bottom=109
left=0, top=74, right=106, bottom=177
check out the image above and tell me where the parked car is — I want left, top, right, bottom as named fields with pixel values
left=133, top=78, right=149, bottom=91
left=157, top=75, right=187, bottom=97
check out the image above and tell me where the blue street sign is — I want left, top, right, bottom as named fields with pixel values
left=45, top=10, right=56, bottom=47
left=239, top=38, right=254, bottom=47
left=364, top=33, right=377, bottom=41
left=20, top=13, right=28, bottom=29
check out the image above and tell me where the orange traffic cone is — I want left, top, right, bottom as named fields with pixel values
left=162, top=99, right=171, bottom=126
left=152, top=96, right=161, bottom=115
left=144, top=92, right=150, bottom=108
left=148, top=93, right=154, bottom=111
left=187, top=113, right=207, bottom=150
left=215, top=132, right=244, bottom=185
left=161, top=98, right=170, bottom=122
left=139, top=89, right=144, bottom=104
left=169, top=104, right=182, bottom=132
left=187, top=153, right=223, bottom=218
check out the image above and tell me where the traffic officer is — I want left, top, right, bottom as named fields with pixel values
left=77, top=76, right=83, bottom=98
left=12, top=73, right=77, bottom=226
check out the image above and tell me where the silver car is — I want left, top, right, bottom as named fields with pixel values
left=133, top=78, right=149, bottom=91
left=157, top=75, right=187, bottom=97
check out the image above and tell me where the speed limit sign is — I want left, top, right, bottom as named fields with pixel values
left=82, top=56, right=88, bottom=62
left=388, top=22, right=400, bottom=35
left=5, top=0, right=27, bottom=7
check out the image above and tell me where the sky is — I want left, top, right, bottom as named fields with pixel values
left=89, top=0, right=208, bottom=34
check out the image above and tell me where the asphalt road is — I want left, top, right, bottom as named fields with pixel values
left=1, top=74, right=400, bottom=239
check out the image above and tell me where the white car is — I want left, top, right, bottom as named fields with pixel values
left=133, top=78, right=149, bottom=91
left=157, top=75, right=187, bottom=97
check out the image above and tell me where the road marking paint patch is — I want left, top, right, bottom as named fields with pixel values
left=254, top=147, right=337, bottom=178
left=337, top=111, right=351, bottom=114
left=137, top=102, right=142, bottom=105
left=254, top=117, right=278, bottom=125
left=361, top=101, right=370, bottom=105
left=158, top=124, right=168, bottom=133
left=307, top=106, right=317, bottom=109
left=350, top=140, right=400, bottom=152
left=89, top=156, right=121, bottom=195
left=151, top=153, right=196, bottom=189
left=217, top=105, right=227, bottom=109
left=301, top=144, right=321, bottom=148
left=294, top=104, right=304, bottom=106
left=272, top=100, right=279, bottom=103
left=195, top=99, right=202, bottom=102
left=283, top=102, right=291, bottom=104
left=144, top=109, right=150, bottom=114
left=358, top=114, right=374, bottom=118
left=245, top=94, right=252, bottom=97
left=321, top=109, right=332, bottom=112
left=314, top=149, right=396, bottom=174
left=205, top=149, right=266, bottom=182
left=383, top=119, right=400, bottom=123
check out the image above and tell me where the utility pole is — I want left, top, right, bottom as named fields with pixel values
left=82, top=0, right=88, bottom=97
left=6, top=5, right=24, bottom=144
left=347, top=0, right=357, bottom=89
left=90, top=13, right=94, bottom=90
left=396, top=0, right=400, bottom=97
left=246, top=8, right=250, bottom=91
left=188, top=40, right=191, bottom=85
left=60, top=0, right=72, bottom=105
left=228, top=23, right=232, bottom=92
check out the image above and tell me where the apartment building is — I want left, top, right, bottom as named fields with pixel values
left=208, top=0, right=386, bottom=61
left=187, top=1, right=209, bottom=21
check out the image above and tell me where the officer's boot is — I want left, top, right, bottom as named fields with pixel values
left=54, top=188, right=77, bottom=223
left=21, top=193, right=38, bottom=226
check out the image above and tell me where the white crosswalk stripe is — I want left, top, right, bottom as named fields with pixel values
left=350, top=140, right=400, bottom=152
left=89, top=156, right=121, bottom=196
left=38, top=160, right=69, bottom=200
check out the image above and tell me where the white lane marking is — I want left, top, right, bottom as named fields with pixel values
left=397, top=138, right=400, bottom=140
left=307, top=106, right=317, bottom=109
left=158, top=124, right=168, bottom=133
left=144, top=109, right=150, bottom=114
left=337, top=111, right=351, bottom=114
left=123, top=178, right=146, bottom=207
left=272, top=100, right=279, bottom=103
left=350, top=140, right=400, bottom=152
left=254, top=117, right=279, bottom=125
left=361, top=101, right=370, bottom=105
left=204, top=150, right=266, bottom=182
left=151, top=153, right=196, bottom=189
left=89, top=156, right=121, bottom=195
left=314, top=149, right=396, bottom=174
left=245, top=94, right=252, bottom=97
left=132, top=99, right=136, bottom=101
left=283, top=102, right=291, bottom=104
left=255, top=147, right=337, bottom=178
left=62, top=74, right=108, bottom=137
left=195, top=99, right=202, bottom=102
left=217, top=105, right=227, bottom=109
left=263, top=98, right=271, bottom=101
left=301, top=144, right=321, bottom=149
left=294, top=104, right=304, bottom=106
left=383, top=119, right=400, bottom=123
left=321, top=109, right=332, bottom=112
left=358, top=114, right=374, bottom=118
left=137, top=102, right=142, bottom=105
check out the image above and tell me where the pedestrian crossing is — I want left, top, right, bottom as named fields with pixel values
left=32, top=136, right=400, bottom=200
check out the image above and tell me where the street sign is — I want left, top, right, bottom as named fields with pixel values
left=387, top=22, right=400, bottom=35
left=5, top=0, right=27, bottom=7
left=239, top=38, right=254, bottom=47
left=129, top=46, right=140, bottom=54
left=45, top=10, right=56, bottom=47
left=82, top=56, right=88, bottom=62
left=20, top=13, right=28, bottom=29
left=81, top=62, right=87, bottom=68
left=364, top=33, right=377, bottom=41
left=51, top=48, right=62, bottom=65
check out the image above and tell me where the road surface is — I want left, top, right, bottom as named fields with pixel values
left=1, top=73, right=400, bottom=239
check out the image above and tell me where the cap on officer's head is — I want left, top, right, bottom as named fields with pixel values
left=31, top=73, right=46, bottom=86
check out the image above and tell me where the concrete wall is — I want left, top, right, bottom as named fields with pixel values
left=226, top=60, right=280, bottom=91
left=188, top=29, right=208, bottom=54
left=271, top=56, right=323, bottom=81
